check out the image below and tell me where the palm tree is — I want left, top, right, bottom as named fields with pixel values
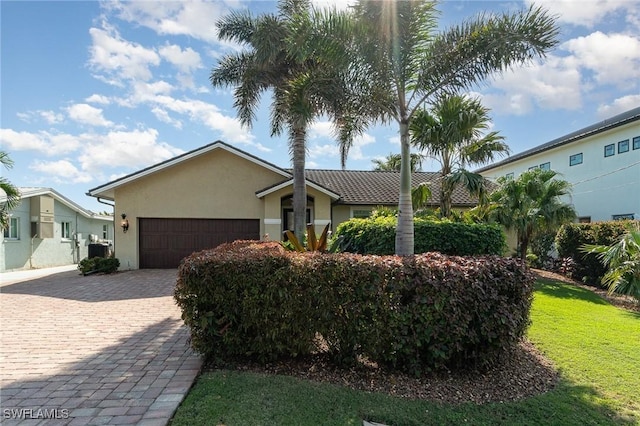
left=410, top=94, right=509, bottom=218
left=210, top=0, right=354, bottom=241
left=490, top=169, right=576, bottom=260
left=0, top=151, right=21, bottom=230
left=582, top=229, right=640, bottom=301
left=299, top=1, right=559, bottom=255
left=372, top=153, right=424, bottom=172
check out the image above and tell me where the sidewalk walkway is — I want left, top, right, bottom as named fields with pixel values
left=0, top=267, right=202, bottom=425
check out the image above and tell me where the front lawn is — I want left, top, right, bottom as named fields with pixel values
left=171, top=279, right=640, bottom=425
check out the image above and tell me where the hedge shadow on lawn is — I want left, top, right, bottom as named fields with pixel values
left=534, top=279, right=609, bottom=306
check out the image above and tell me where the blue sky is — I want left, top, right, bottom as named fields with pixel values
left=2, top=0, right=639, bottom=212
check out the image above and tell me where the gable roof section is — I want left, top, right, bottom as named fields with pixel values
left=304, top=170, right=480, bottom=206
left=476, top=106, right=640, bottom=173
left=87, top=140, right=291, bottom=200
left=3, top=187, right=112, bottom=221
left=256, top=178, right=341, bottom=200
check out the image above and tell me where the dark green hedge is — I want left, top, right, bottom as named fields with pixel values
left=175, top=240, right=534, bottom=375
left=334, top=216, right=506, bottom=256
left=556, top=221, right=636, bottom=284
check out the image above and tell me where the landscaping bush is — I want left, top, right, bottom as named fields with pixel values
left=175, top=241, right=534, bottom=375
left=556, top=221, right=636, bottom=284
left=78, top=256, right=120, bottom=275
left=334, top=216, right=506, bottom=256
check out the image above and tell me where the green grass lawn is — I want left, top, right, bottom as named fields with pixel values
left=171, top=279, right=640, bottom=425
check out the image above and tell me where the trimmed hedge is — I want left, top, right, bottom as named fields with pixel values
left=78, top=256, right=120, bottom=275
left=556, top=221, right=636, bottom=284
left=335, top=216, right=506, bottom=256
left=175, top=240, right=534, bottom=374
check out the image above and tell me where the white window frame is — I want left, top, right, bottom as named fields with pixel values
left=102, top=224, right=108, bottom=239
left=569, top=153, right=583, bottom=166
left=61, top=222, right=71, bottom=239
left=539, top=162, right=551, bottom=171
left=4, top=217, right=20, bottom=240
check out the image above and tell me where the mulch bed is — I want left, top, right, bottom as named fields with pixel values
left=203, top=269, right=637, bottom=405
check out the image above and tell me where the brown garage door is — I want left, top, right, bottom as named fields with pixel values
left=139, top=218, right=260, bottom=269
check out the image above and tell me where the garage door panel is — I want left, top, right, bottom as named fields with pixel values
left=139, top=218, right=260, bottom=268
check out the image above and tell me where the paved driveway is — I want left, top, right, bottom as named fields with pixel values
left=0, top=268, right=202, bottom=425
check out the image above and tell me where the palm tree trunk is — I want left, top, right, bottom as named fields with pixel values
left=440, top=179, right=452, bottom=219
left=292, top=126, right=307, bottom=243
left=395, top=121, right=414, bottom=256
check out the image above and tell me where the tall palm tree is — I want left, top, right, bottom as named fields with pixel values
left=210, top=0, right=354, bottom=241
left=490, top=168, right=576, bottom=260
left=0, top=151, right=21, bottom=230
left=410, top=94, right=509, bottom=218
left=298, top=1, right=559, bottom=255
left=372, top=153, right=424, bottom=172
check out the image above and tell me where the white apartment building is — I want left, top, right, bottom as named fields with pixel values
left=476, top=106, right=640, bottom=223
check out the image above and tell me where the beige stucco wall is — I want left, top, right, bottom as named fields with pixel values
left=262, top=186, right=333, bottom=240
left=113, top=148, right=286, bottom=269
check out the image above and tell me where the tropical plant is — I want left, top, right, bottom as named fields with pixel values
left=372, top=153, right=424, bottom=172
left=282, top=223, right=332, bottom=252
left=490, top=168, right=576, bottom=260
left=210, top=0, right=354, bottom=241
left=581, top=230, right=640, bottom=301
left=410, top=94, right=508, bottom=218
left=411, top=182, right=432, bottom=212
left=0, top=151, right=21, bottom=230
left=309, top=1, right=560, bottom=255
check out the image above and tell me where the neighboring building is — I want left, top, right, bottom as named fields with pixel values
left=87, top=141, right=479, bottom=269
left=1, top=188, right=114, bottom=272
left=476, top=106, right=640, bottom=223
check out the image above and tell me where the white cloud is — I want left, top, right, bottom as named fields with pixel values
left=77, top=128, right=183, bottom=170
left=562, top=32, right=640, bottom=88
left=29, top=159, right=93, bottom=184
left=40, top=110, right=65, bottom=124
left=309, top=121, right=335, bottom=139
left=151, top=107, right=183, bottom=129
left=0, top=129, right=82, bottom=154
left=526, top=0, right=632, bottom=27
left=348, top=133, right=375, bottom=161
left=67, top=103, right=114, bottom=127
left=159, top=44, right=202, bottom=73
left=103, top=1, right=230, bottom=43
left=597, top=94, right=640, bottom=118
left=85, top=94, right=111, bottom=105
left=88, top=26, right=160, bottom=83
left=480, top=54, right=583, bottom=115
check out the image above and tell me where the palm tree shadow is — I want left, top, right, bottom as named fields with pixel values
left=1, top=269, right=178, bottom=302
left=534, top=279, right=609, bottom=305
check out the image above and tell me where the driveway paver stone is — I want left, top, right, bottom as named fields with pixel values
left=1, top=268, right=202, bottom=425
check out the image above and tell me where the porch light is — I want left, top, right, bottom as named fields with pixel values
left=120, top=213, right=129, bottom=233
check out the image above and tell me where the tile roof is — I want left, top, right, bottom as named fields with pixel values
left=304, top=170, right=480, bottom=206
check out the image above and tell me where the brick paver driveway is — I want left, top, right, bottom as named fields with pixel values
left=0, top=268, right=202, bottom=425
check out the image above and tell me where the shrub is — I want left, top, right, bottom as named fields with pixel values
left=556, top=221, right=635, bottom=284
left=175, top=241, right=534, bottom=375
left=334, top=216, right=506, bottom=256
left=78, top=256, right=120, bottom=275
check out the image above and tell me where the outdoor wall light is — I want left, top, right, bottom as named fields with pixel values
left=121, top=213, right=129, bottom=233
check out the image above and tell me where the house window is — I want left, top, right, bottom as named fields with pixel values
left=618, top=139, right=629, bottom=153
left=61, top=222, right=71, bottom=239
left=528, top=166, right=538, bottom=171
left=569, top=153, right=583, bottom=166
left=612, top=213, right=634, bottom=221
left=102, top=224, right=108, bottom=239
left=578, top=216, right=591, bottom=223
left=352, top=209, right=372, bottom=219
left=633, top=136, right=640, bottom=150
left=3, top=217, right=20, bottom=240
left=539, top=162, right=551, bottom=171
left=505, top=172, right=514, bottom=179
left=604, top=144, right=615, bottom=157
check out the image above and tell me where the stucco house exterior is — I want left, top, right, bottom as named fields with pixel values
left=88, top=141, right=478, bottom=269
left=476, top=106, right=640, bottom=223
left=1, top=188, right=114, bottom=272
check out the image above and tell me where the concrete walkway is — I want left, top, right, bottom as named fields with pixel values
left=0, top=267, right=202, bottom=425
